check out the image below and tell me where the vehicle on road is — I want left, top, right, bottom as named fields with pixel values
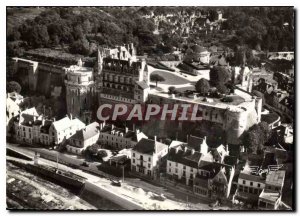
left=150, top=193, right=166, bottom=201
left=81, top=162, right=89, bottom=167
left=111, top=179, right=121, bottom=187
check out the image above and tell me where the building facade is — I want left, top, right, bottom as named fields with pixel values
left=66, top=122, right=100, bottom=155
left=99, top=123, right=148, bottom=150
left=49, top=115, right=85, bottom=146
left=131, top=137, right=168, bottom=179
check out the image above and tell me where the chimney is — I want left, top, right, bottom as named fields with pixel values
left=171, top=94, right=176, bottom=99
left=187, top=135, right=189, bottom=143
left=191, top=149, right=195, bottom=155
left=53, top=117, right=56, bottom=122
left=226, top=144, right=229, bottom=154
left=154, top=135, right=157, bottom=142
left=240, top=145, right=245, bottom=153
left=70, top=113, right=73, bottom=120
left=112, top=124, right=115, bottom=130
left=136, top=129, right=140, bottom=134
left=133, top=124, right=136, bottom=131
left=125, top=127, right=129, bottom=133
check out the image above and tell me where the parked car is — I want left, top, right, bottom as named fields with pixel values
left=81, top=162, right=89, bottom=167
left=150, top=193, right=166, bottom=201
left=111, top=179, right=121, bottom=187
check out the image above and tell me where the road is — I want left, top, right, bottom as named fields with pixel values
left=7, top=142, right=212, bottom=210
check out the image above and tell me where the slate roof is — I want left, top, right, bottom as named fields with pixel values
left=70, top=122, right=99, bottom=141
left=239, top=172, right=265, bottom=183
left=132, top=138, right=167, bottom=155
left=168, top=145, right=202, bottom=168
left=261, top=113, right=280, bottom=124
left=136, top=81, right=149, bottom=90
left=187, top=135, right=205, bottom=152
left=40, top=120, right=53, bottom=134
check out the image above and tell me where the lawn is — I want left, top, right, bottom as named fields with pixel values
left=150, top=70, right=189, bottom=85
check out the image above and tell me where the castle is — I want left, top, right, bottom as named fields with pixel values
left=10, top=43, right=262, bottom=145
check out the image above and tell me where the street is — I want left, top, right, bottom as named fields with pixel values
left=7, top=142, right=214, bottom=210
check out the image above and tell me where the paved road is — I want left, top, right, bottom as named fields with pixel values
left=7, top=142, right=212, bottom=210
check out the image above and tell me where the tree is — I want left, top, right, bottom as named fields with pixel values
left=240, top=122, right=271, bottom=153
left=209, top=66, right=231, bottom=87
left=150, top=74, right=165, bottom=87
left=86, top=144, right=100, bottom=156
left=195, top=78, right=210, bottom=95
left=216, top=83, right=229, bottom=94
left=168, top=86, right=176, bottom=94
left=7, top=81, right=22, bottom=93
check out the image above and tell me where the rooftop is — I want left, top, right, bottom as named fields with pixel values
left=149, top=88, right=252, bottom=112
left=261, top=113, right=280, bottom=124
left=52, top=116, right=85, bottom=132
left=266, top=170, right=285, bottom=187
left=168, top=145, right=202, bottom=168
left=70, top=122, right=99, bottom=141
left=132, top=138, right=167, bottom=155
left=239, top=172, right=265, bottom=183
left=259, top=189, right=281, bottom=203
left=187, top=135, right=205, bottom=152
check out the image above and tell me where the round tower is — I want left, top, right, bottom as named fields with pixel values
left=224, top=108, right=248, bottom=145
left=65, top=60, right=95, bottom=124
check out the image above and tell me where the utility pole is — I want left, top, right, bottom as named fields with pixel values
left=56, top=151, right=59, bottom=172
left=122, top=165, right=125, bottom=183
left=186, top=196, right=189, bottom=208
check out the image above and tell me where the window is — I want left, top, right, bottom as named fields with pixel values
left=133, top=153, right=135, bottom=157
left=175, top=168, right=178, bottom=173
left=183, top=166, right=186, bottom=170
left=148, top=164, right=151, bottom=168
left=258, top=183, right=261, bottom=188
left=215, top=114, right=218, bottom=119
left=148, top=157, right=151, bottom=162
left=175, top=163, right=178, bottom=167
left=169, top=162, right=171, bottom=167
left=243, top=180, right=246, bottom=185
left=250, top=182, right=253, bottom=186
left=169, top=168, right=171, bottom=173
left=133, top=159, right=135, bottom=164
left=190, top=167, right=193, bottom=172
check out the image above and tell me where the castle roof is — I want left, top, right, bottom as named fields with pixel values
left=136, top=81, right=149, bottom=90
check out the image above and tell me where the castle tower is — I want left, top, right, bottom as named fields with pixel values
left=65, top=61, right=95, bottom=124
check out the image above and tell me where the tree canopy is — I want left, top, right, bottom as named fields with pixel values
left=195, top=78, right=210, bottom=95
left=240, top=121, right=271, bottom=153
left=7, top=81, right=22, bottom=93
left=150, top=73, right=165, bottom=87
